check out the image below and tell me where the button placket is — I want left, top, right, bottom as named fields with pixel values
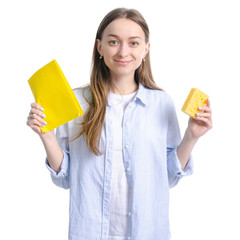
left=123, top=104, right=133, bottom=240
left=101, top=106, right=113, bottom=239
left=123, top=109, right=131, bottom=175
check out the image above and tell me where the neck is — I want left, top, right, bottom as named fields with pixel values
left=110, top=73, right=138, bottom=95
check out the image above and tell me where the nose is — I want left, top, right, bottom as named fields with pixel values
left=117, top=43, right=129, bottom=58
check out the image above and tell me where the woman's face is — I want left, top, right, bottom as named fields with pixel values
left=97, top=18, right=150, bottom=79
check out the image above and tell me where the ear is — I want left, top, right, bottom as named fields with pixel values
left=144, top=42, right=150, bottom=58
left=96, top=39, right=103, bottom=57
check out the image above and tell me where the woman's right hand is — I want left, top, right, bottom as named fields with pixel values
left=27, top=103, right=63, bottom=172
left=26, top=103, right=48, bottom=135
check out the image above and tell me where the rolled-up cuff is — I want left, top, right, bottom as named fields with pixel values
left=45, top=148, right=69, bottom=179
left=168, top=148, right=193, bottom=177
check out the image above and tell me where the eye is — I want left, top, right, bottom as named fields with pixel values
left=109, top=40, right=118, bottom=45
left=130, top=41, right=139, bottom=47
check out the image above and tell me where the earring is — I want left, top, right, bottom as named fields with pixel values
left=143, top=58, right=145, bottom=62
left=100, top=55, right=103, bottom=59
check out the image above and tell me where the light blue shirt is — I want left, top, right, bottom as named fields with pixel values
left=46, top=83, right=193, bottom=240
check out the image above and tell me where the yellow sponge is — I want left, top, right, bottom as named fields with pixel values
left=181, top=88, right=209, bottom=118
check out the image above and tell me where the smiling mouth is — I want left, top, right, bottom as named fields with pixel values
left=114, top=59, right=132, bottom=66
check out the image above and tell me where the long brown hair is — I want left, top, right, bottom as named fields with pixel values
left=77, top=8, right=162, bottom=155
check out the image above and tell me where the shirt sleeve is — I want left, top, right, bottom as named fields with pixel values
left=45, top=122, right=70, bottom=189
left=165, top=95, right=193, bottom=188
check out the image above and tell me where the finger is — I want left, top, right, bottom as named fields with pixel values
left=29, top=113, right=47, bottom=125
left=27, top=121, right=42, bottom=134
left=202, top=99, right=211, bottom=112
left=198, top=105, right=212, bottom=114
left=30, top=107, right=46, bottom=118
left=31, top=102, right=44, bottom=111
left=196, top=112, right=211, bottom=118
left=32, top=125, right=42, bottom=134
left=195, top=116, right=213, bottom=129
left=206, top=98, right=210, bottom=107
left=26, top=118, right=39, bottom=127
left=27, top=118, right=47, bottom=128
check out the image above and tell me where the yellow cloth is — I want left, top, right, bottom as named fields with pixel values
left=28, top=60, right=84, bottom=133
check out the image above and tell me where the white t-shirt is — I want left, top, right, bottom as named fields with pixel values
left=107, top=91, right=137, bottom=240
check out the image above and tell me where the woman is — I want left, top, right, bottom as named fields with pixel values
left=27, top=8, right=212, bottom=240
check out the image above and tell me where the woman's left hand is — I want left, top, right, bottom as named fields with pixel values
left=187, top=99, right=212, bottom=140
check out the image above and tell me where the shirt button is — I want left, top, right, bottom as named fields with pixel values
left=126, top=167, right=130, bottom=171
left=128, top=237, right=131, bottom=240
left=128, top=212, right=131, bottom=216
left=124, top=145, right=129, bottom=149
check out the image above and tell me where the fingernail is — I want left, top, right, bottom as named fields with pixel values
left=42, top=114, right=46, bottom=118
left=196, top=113, right=200, bottom=116
left=198, top=106, right=203, bottom=110
left=43, top=121, right=47, bottom=125
left=196, top=116, right=200, bottom=119
left=40, top=107, right=44, bottom=111
left=207, top=98, right=210, bottom=103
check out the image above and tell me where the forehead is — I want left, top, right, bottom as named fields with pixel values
left=102, top=18, right=145, bottom=39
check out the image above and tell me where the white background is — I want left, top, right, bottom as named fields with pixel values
left=0, top=0, right=239, bottom=239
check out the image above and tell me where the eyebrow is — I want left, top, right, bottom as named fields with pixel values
left=107, top=34, right=142, bottom=39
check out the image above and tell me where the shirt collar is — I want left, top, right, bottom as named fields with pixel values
left=134, top=83, right=150, bottom=106
left=106, top=83, right=150, bottom=107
